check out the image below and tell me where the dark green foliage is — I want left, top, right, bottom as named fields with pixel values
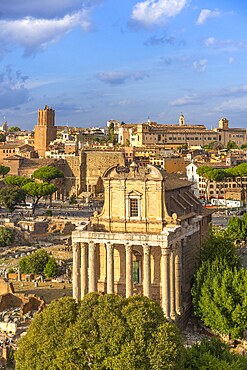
left=15, top=294, right=184, bottom=370
left=8, top=126, right=21, bottom=132
left=192, top=229, right=246, bottom=339
left=0, top=165, right=10, bottom=177
left=69, top=194, right=77, bottom=204
left=0, top=185, right=26, bottom=212
left=19, top=249, right=58, bottom=277
left=32, top=166, right=64, bottom=183
left=43, top=257, right=58, bottom=278
left=184, top=338, right=247, bottom=370
left=200, top=228, right=239, bottom=266
left=227, top=140, right=239, bottom=149
left=0, top=226, right=14, bottom=247
left=0, top=133, right=5, bottom=142
left=227, top=213, right=247, bottom=242
left=15, top=297, right=78, bottom=370
left=4, top=175, right=33, bottom=187
left=22, top=182, right=57, bottom=214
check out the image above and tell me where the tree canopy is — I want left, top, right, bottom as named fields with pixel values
left=8, top=126, right=21, bottom=132
left=227, top=213, right=247, bottom=242
left=4, top=175, right=33, bottom=187
left=0, top=165, right=10, bottom=178
left=0, top=226, right=14, bottom=247
left=0, top=185, right=26, bottom=212
left=19, top=249, right=58, bottom=277
left=22, top=182, right=57, bottom=214
left=191, top=229, right=246, bottom=339
left=184, top=338, right=247, bottom=370
left=15, top=294, right=184, bottom=370
left=32, top=166, right=64, bottom=183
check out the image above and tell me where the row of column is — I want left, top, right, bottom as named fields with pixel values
left=73, top=241, right=182, bottom=319
left=161, top=247, right=182, bottom=319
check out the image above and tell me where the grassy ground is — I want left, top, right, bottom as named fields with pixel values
left=12, top=280, right=73, bottom=304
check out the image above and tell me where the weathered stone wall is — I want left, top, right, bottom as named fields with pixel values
left=81, top=150, right=125, bottom=194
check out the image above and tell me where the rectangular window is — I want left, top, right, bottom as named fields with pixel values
left=130, top=198, right=139, bottom=217
left=133, top=261, right=140, bottom=284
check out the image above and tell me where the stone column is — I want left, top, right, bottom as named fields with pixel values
left=175, top=249, right=182, bottom=315
left=80, top=242, right=88, bottom=299
left=170, top=249, right=176, bottom=318
left=143, top=243, right=151, bottom=298
left=161, top=248, right=170, bottom=319
left=125, top=243, right=133, bottom=298
left=88, top=241, right=97, bottom=293
left=106, top=242, right=114, bottom=294
left=72, top=242, right=81, bottom=302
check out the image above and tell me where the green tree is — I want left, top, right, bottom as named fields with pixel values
left=0, top=185, right=26, bottom=212
left=0, top=133, right=5, bottom=142
left=32, top=166, right=64, bottom=183
left=8, top=126, right=21, bottom=132
left=4, top=175, right=33, bottom=187
left=192, top=229, right=246, bottom=339
left=19, top=249, right=57, bottom=275
left=15, top=297, right=78, bottom=370
left=227, top=140, right=239, bottom=150
left=15, top=294, right=184, bottom=370
left=43, top=257, right=58, bottom=278
left=184, top=338, right=247, bottom=370
left=196, top=166, right=225, bottom=202
left=193, top=259, right=247, bottom=338
left=0, top=226, right=14, bottom=247
left=227, top=214, right=247, bottom=243
left=22, top=182, right=57, bottom=214
left=0, top=165, right=10, bottom=178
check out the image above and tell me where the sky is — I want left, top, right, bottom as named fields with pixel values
left=0, top=0, right=247, bottom=130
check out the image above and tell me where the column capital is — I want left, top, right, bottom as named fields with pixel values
left=89, top=240, right=96, bottom=251
left=125, top=243, right=132, bottom=253
left=143, top=243, right=150, bottom=255
left=106, top=242, right=114, bottom=251
left=161, top=247, right=170, bottom=256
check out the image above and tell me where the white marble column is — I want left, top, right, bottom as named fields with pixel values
left=143, top=243, right=151, bottom=298
left=170, top=249, right=176, bottom=318
left=72, top=242, right=81, bottom=302
left=125, top=243, right=133, bottom=298
left=161, top=247, right=170, bottom=318
left=175, top=248, right=182, bottom=315
left=88, top=241, right=97, bottom=293
left=106, top=242, right=114, bottom=294
left=80, top=242, right=88, bottom=300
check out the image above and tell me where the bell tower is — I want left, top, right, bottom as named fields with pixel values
left=179, top=113, right=185, bottom=126
left=34, top=105, right=57, bottom=157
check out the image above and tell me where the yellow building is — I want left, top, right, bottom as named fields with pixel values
left=72, top=163, right=211, bottom=321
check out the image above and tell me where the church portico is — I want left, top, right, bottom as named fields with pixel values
left=72, top=228, right=194, bottom=319
left=72, top=164, right=212, bottom=321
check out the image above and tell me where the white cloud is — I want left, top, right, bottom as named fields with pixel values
left=228, top=57, right=235, bottom=65
left=214, top=96, right=247, bottom=113
left=0, top=10, right=92, bottom=56
left=131, top=0, right=188, bottom=27
left=197, top=9, right=221, bottom=25
left=205, top=37, right=245, bottom=52
left=169, top=94, right=202, bottom=106
left=0, top=1, right=102, bottom=56
left=192, top=59, right=208, bottom=72
left=96, top=70, right=148, bottom=85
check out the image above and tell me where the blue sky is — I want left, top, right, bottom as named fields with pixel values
left=0, top=0, right=247, bottom=130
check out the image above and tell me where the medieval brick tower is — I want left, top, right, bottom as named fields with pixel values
left=34, top=105, right=57, bottom=157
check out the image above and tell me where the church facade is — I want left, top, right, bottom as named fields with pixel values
left=72, top=164, right=211, bottom=320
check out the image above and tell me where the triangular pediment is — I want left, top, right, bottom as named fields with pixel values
left=128, top=190, right=142, bottom=197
